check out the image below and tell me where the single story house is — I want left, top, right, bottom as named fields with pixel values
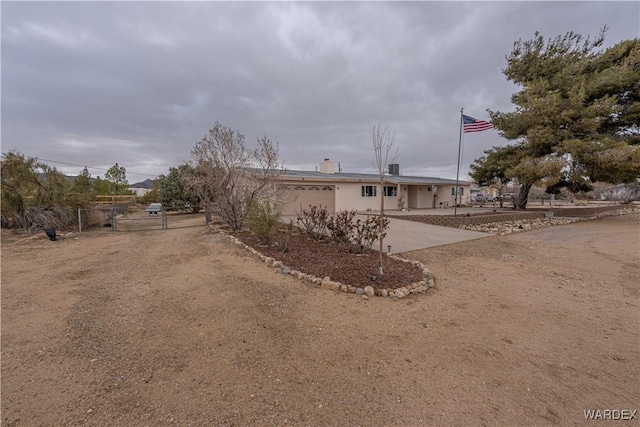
left=277, top=159, right=471, bottom=215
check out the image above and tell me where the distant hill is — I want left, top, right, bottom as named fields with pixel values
left=130, top=179, right=155, bottom=189
left=39, top=172, right=81, bottom=183
left=38, top=173, right=156, bottom=189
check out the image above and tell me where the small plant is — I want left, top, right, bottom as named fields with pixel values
left=353, top=215, right=389, bottom=253
left=397, top=195, right=405, bottom=210
left=247, top=199, right=281, bottom=244
left=279, top=218, right=294, bottom=253
left=326, top=209, right=356, bottom=245
left=296, top=205, right=329, bottom=241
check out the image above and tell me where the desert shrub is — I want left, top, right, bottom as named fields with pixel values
left=1, top=152, right=99, bottom=231
left=19, top=207, right=73, bottom=234
left=78, top=209, right=109, bottom=230
left=296, top=208, right=389, bottom=252
left=247, top=199, right=281, bottom=244
left=296, top=205, right=329, bottom=241
left=600, top=183, right=640, bottom=204
left=352, top=215, right=389, bottom=253
left=279, top=219, right=296, bottom=253
left=326, top=209, right=356, bottom=245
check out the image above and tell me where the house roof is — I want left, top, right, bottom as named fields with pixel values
left=279, top=169, right=470, bottom=185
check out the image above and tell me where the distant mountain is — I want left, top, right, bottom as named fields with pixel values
left=129, top=179, right=155, bottom=189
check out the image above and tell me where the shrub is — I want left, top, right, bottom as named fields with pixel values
left=326, top=209, right=356, bottom=245
left=296, top=208, right=389, bottom=253
left=353, top=215, right=389, bottom=253
left=19, top=207, right=72, bottom=234
left=247, top=199, right=281, bottom=244
left=296, top=205, right=329, bottom=241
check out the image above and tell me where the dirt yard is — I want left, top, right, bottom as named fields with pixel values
left=2, top=212, right=638, bottom=426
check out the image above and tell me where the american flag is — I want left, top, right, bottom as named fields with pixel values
left=462, top=114, right=493, bottom=133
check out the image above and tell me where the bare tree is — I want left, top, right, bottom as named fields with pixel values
left=372, top=124, right=400, bottom=274
left=599, top=182, right=640, bottom=204
left=191, top=122, right=282, bottom=230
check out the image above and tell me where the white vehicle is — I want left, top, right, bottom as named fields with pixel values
left=475, top=194, right=496, bottom=203
left=145, top=203, right=163, bottom=216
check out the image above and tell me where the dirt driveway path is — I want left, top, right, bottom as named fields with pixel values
left=2, top=213, right=638, bottom=426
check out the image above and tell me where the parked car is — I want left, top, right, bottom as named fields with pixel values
left=496, top=193, right=515, bottom=202
left=475, top=194, right=496, bottom=203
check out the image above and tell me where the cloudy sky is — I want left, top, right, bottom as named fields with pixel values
left=2, top=1, right=638, bottom=183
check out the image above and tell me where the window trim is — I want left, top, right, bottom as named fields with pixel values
left=383, top=186, right=397, bottom=197
left=361, top=185, right=377, bottom=197
left=451, top=187, right=464, bottom=196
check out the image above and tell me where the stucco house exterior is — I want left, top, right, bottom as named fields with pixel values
left=277, top=159, right=471, bottom=215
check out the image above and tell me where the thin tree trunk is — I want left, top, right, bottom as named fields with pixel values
left=379, top=181, right=384, bottom=273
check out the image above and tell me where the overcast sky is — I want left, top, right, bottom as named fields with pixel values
left=2, top=1, right=639, bottom=183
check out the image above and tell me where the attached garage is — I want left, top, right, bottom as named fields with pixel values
left=279, top=184, right=335, bottom=215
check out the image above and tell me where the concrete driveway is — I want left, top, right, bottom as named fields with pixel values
left=282, top=212, right=493, bottom=254
left=360, top=215, right=492, bottom=254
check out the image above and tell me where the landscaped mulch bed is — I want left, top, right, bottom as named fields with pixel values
left=232, top=229, right=424, bottom=290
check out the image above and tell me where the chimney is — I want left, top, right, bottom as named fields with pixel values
left=389, top=163, right=400, bottom=176
left=319, top=159, right=336, bottom=174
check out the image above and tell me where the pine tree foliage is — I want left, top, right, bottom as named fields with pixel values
left=1, top=151, right=93, bottom=230
left=480, top=29, right=640, bottom=208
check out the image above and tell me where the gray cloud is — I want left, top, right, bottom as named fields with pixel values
left=2, top=1, right=638, bottom=181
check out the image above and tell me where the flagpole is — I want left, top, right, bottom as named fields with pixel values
left=454, top=108, right=463, bottom=217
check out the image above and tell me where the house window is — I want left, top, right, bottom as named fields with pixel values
left=294, top=186, right=306, bottom=190
left=361, top=185, right=377, bottom=197
left=427, top=186, right=432, bottom=192
left=308, top=186, right=320, bottom=190
left=383, top=186, right=397, bottom=197
left=322, top=186, right=333, bottom=191
left=451, top=187, right=464, bottom=196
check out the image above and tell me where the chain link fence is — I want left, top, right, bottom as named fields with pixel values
left=78, top=204, right=207, bottom=232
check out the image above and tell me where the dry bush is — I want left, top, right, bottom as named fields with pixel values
left=296, top=207, right=389, bottom=254
left=353, top=215, right=389, bottom=254
left=81, top=210, right=109, bottom=229
left=326, top=210, right=357, bottom=245
left=191, top=122, right=282, bottom=231
left=600, top=183, right=640, bottom=204
left=296, top=205, right=329, bottom=241
left=19, top=207, right=72, bottom=234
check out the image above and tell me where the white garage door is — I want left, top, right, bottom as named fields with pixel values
left=279, top=185, right=335, bottom=215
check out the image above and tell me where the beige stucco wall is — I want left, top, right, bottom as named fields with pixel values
left=277, top=175, right=471, bottom=211
left=334, top=182, right=402, bottom=212
left=434, top=184, right=471, bottom=207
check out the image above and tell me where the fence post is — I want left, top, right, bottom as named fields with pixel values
left=111, top=207, right=116, bottom=231
left=78, top=208, right=82, bottom=233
